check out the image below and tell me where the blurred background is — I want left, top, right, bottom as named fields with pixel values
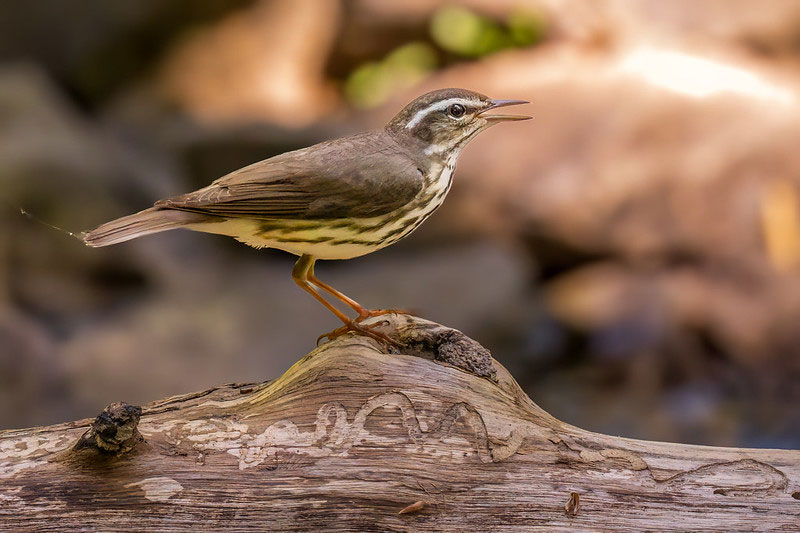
left=1, top=0, right=799, bottom=448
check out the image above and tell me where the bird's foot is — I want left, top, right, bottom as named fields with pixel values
left=355, top=308, right=413, bottom=323
left=317, top=319, right=402, bottom=347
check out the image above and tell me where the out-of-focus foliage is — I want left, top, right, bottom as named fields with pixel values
left=430, top=6, right=544, bottom=58
left=345, top=42, right=438, bottom=109
left=431, top=6, right=512, bottom=57
left=345, top=5, right=546, bottom=108
left=507, top=9, right=547, bottom=48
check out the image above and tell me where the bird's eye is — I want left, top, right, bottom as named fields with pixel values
left=448, top=103, right=466, bottom=118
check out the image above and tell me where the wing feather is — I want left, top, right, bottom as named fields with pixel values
left=156, top=131, right=424, bottom=220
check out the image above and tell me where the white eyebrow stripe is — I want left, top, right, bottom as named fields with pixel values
left=405, top=98, right=473, bottom=129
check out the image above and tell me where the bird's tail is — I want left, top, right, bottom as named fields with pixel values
left=83, top=207, right=208, bottom=247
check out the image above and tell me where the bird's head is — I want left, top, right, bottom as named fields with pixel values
left=386, top=88, right=530, bottom=156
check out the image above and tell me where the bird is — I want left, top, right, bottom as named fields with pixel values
left=83, top=88, right=530, bottom=344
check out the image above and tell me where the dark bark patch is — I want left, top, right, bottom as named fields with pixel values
left=394, top=321, right=496, bottom=380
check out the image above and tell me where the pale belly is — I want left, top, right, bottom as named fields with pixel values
left=190, top=218, right=380, bottom=259
left=189, top=207, right=432, bottom=260
left=187, top=159, right=456, bottom=260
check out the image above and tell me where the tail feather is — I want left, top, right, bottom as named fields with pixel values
left=83, top=207, right=208, bottom=247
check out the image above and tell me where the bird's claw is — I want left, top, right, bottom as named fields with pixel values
left=317, top=319, right=401, bottom=347
left=355, top=309, right=412, bottom=323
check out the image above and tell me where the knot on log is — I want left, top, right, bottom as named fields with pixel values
left=389, top=317, right=496, bottom=380
left=73, top=402, right=143, bottom=454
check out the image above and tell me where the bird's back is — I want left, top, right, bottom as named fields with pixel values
left=159, top=130, right=426, bottom=221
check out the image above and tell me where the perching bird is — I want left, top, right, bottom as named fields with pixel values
left=84, top=88, right=530, bottom=343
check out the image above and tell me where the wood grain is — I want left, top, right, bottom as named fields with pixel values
left=1, top=315, right=798, bottom=531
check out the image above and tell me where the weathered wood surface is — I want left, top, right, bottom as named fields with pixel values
left=1, top=315, right=798, bottom=531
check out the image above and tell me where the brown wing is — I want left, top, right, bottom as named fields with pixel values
left=156, top=131, right=424, bottom=220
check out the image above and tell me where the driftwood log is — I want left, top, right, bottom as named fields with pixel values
left=1, top=315, right=798, bottom=531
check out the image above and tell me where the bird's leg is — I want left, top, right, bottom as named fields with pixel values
left=306, top=264, right=367, bottom=315
left=292, top=255, right=400, bottom=346
left=307, top=263, right=411, bottom=323
left=292, top=255, right=352, bottom=325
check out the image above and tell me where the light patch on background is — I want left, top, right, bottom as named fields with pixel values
left=617, top=47, right=796, bottom=106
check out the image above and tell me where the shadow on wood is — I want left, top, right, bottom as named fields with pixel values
left=1, top=315, right=798, bottom=530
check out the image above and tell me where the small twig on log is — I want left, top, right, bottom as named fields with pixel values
left=565, top=491, right=580, bottom=517
left=398, top=500, right=426, bottom=515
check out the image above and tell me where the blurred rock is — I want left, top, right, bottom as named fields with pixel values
left=0, top=0, right=255, bottom=106
left=0, top=65, right=161, bottom=319
left=545, top=262, right=800, bottom=371
left=1, top=64, right=120, bottom=209
left=159, top=0, right=342, bottom=127
left=539, top=0, right=800, bottom=57
left=0, top=308, right=70, bottom=429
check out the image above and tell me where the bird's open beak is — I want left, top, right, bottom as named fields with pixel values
left=480, top=99, right=531, bottom=122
